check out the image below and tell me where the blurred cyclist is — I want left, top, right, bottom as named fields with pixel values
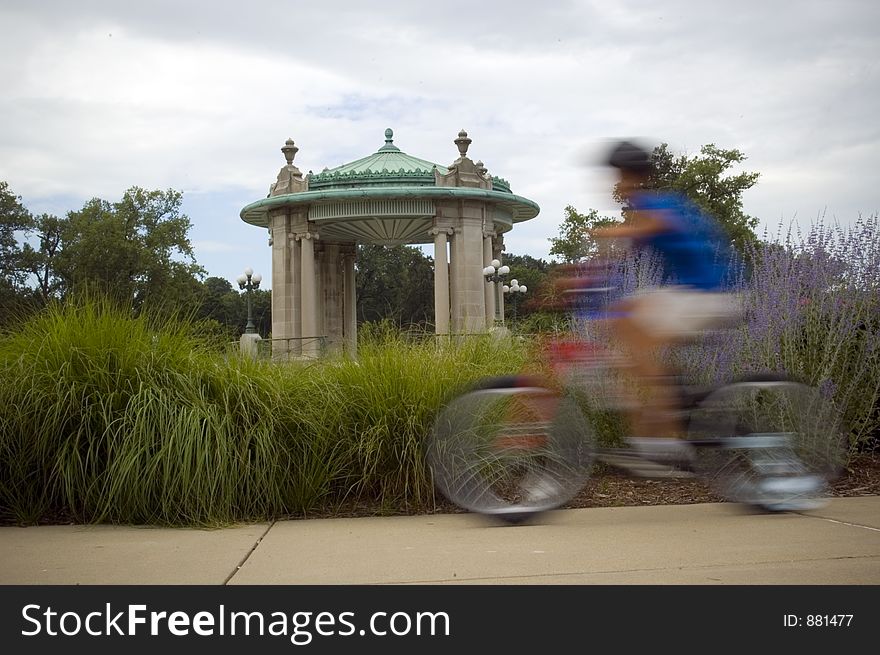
left=591, top=140, right=741, bottom=466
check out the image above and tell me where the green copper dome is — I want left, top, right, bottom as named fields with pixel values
left=308, top=129, right=449, bottom=190
left=241, top=128, right=538, bottom=243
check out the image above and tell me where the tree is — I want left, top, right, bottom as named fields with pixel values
left=498, top=252, right=551, bottom=320
left=196, top=276, right=272, bottom=338
left=548, top=206, right=621, bottom=264
left=615, top=143, right=760, bottom=253
left=247, top=287, right=272, bottom=337
left=0, top=181, right=31, bottom=277
left=197, top=276, right=241, bottom=333
left=55, top=187, right=205, bottom=309
left=355, top=244, right=434, bottom=327
left=0, top=181, right=33, bottom=315
left=20, top=213, right=64, bottom=303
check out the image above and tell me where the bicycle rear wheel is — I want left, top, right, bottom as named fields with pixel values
left=426, top=377, right=595, bottom=523
left=687, top=377, right=846, bottom=511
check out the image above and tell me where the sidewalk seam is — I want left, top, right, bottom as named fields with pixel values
left=385, top=555, right=880, bottom=585
left=223, top=521, right=275, bottom=585
left=803, top=515, right=880, bottom=533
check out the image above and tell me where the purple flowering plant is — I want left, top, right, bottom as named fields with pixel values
left=691, top=214, right=878, bottom=452
left=588, top=214, right=879, bottom=453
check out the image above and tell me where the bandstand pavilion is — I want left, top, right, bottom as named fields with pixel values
left=240, top=128, right=539, bottom=356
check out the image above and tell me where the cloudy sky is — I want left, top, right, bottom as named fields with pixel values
left=2, top=0, right=877, bottom=288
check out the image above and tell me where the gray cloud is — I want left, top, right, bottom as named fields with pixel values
left=1, top=0, right=877, bottom=285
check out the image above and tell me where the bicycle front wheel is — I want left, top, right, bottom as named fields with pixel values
left=688, top=377, right=847, bottom=511
left=426, top=378, right=596, bottom=523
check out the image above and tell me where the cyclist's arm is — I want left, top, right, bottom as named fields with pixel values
left=592, top=209, right=668, bottom=240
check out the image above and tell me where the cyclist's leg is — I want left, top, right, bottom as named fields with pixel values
left=608, top=295, right=683, bottom=440
left=623, top=287, right=742, bottom=441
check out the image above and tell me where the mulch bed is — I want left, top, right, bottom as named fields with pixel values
left=301, top=452, right=880, bottom=520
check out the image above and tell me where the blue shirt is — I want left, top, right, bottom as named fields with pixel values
left=629, top=191, right=730, bottom=290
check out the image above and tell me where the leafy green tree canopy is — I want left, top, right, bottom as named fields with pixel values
left=548, top=205, right=621, bottom=264
left=196, top=276, right=271, bottom=338
left=356, top=244, right=434, bottom=327
left=615, top=143, right=760, bottom=253
left=20, top=213, right=64, bottom=303
left=0, top=181, right=38, bottom=320
left=0, top=181, right=32, bottom=291
left=497, top=252, right=550, bottom=319
left=55, top=187, right=205, bottom=308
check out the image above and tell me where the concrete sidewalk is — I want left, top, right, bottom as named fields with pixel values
left=1, top=497, right=878, bottom=585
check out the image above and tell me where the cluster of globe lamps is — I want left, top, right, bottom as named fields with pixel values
left=482, top=259, right=526, bottom=322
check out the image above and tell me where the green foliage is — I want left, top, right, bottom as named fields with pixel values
left=502, top=253, right=551, bottom=275
left=1, top=183, right=215, bottom=326
left=311, top=329, right=526, bottom=512
left=0, top=182, right=31, bottom=271
left=0, top=298, right=526, bottom=525
left=356, top=243, right=433, bottom=327
left=196, top=276, right=271, bottom=338
left=499, top=252, right=553, bottom=323
left=0, top=182, right=34, bottom=319
left=55, top=187, right=205, bottom=309
left=21, top=213, right=64, bottom=303
left=616, top=143, right=760, bottom=253
left=510, top=310, right=571, bottom=335
left=548, top=206, right=621, bottom=264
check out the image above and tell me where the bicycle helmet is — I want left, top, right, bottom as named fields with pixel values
left=606, top=140, right=654, bottom=174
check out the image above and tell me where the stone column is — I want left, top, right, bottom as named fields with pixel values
left=298, top=229, right=319, bottom=358
left=431, top=227, right=451, bottom=335
left=453, top=210, right=488, bottom=333
left=342, top=246, right=357, bottom=355
left=482, top=232, right=495, bottom=326
left=449, top=228, right=459, bottom=332
left=268, top=139, right=307, bottom=359
left=291, top=235, right=302, bottom=356
left=269, top=209, right=293, bottom=358
left=319, top=242, right=343, bottom=352
left=433, top=131, right=500, bottom=334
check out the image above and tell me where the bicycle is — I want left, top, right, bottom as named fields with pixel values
left=425, top=262, right=847, bottom=524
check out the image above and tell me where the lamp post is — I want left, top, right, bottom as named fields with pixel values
left=503, top=278, right=527, bottom=324
left=482, top=259, right=510, bottom=324
left=236, top=267, right=262, bottom=335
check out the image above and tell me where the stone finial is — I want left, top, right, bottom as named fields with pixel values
left=454, top=129, right=472, bottom=158
left=476, top=160, right=488, bottom=176
left=271, top=137, right=306, bottom=196
left=379, top=127, right=401, bottom=153
left=281, top=138, right=299, bottom=166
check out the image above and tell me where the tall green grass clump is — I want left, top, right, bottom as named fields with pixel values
left=0, top=297, right=305, bottom=525
left=0, top=300, right=528, bottom=525
left=283, top=323, right=528, bottom=513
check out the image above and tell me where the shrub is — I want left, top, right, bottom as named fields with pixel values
left=0, top=299, right=526, bottom=525
left=568, top=214, right=879, bottom=454
left=679, top=214, right=880, bottom=452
